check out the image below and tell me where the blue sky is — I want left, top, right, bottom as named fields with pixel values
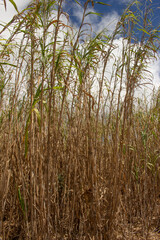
left=90, top=0, right=160, bottom=18
left=62, top=0, right=160, bottom=39
left=1, top=0, right=160, bottom=31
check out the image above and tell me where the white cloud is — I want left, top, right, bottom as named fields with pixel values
left=93, top=11, right=120, bottom=34
left=148, top=57, right=160, bottom=89
left=111, top=38, right=160, bottom=90
left=1, top=0, right=160, bottom=99
left=90, top=37, right=160, bottom=103
left=66, top=3, right=160, bottom=94
left=72, top=3, right=84, bottom=24
left=0, top=0, right=31, bottom=26
left=118, top=0, right=133, bottom=4
left=71, top=2, right=120, bottom=35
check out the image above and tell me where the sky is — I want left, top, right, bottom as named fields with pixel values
left=0, top=0, right=160, bottom=91
left=1, top=0, right=160, bottom=29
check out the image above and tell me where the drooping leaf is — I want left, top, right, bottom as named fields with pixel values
left=74, top=0, right=82, bottom=7
left=95, top=1, right=111, bottom=6
left=59, top=22, right=72, bottom=30
left=0, top=62, right=17, bottom=68
left=137, top=28, right=150, bottom=35
left=85, top=12, right=102, bottom=17
left=47, top=20, right=59, bottom=29
left=33, top=108, right=41, bottom=128
left=9, top=0, right=19, bottom=13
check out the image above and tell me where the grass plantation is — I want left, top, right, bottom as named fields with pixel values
left=0, top=0, right=160, bottom=239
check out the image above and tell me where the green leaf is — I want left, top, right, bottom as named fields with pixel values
left=74, top=0, right=82, bottom=7
left=33, top=108, right=41, bottom=128
left=0, top=62, right=17, bottom=68
left=44, top=86, right=64, bottom=91
left=0, top=80, right=5, bottom=91
left=32, top=83, right=42, bottom=107
left=55, top=49, right=64, bottom=72
left=95, top=1, right=111, bottom=6
left=9, top=0, right=19, bottom=13
left=19, top=29, right=31, bottom=35
left=53, top=86, right=64, bottom=90
left=85, top=11, right=102, bottom=17
left=137, top=28, right=150, bottom=35
left=18, top=187, right=25, bottom=216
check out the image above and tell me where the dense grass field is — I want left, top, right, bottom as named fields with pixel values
left=0, top=0, right=160, bottom=239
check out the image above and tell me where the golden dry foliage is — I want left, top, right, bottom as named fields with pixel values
left=0, top=0, right=160, bottom=239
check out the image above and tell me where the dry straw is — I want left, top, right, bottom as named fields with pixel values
left=0, top=0, right=160, bottom=239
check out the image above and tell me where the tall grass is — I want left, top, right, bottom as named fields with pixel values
left=0, top=0, right=160, bottom=239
